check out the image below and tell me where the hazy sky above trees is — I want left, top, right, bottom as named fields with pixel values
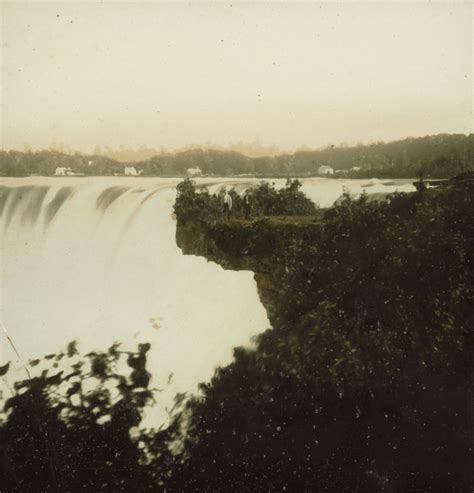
left=1, top=1, right=472, bottom=153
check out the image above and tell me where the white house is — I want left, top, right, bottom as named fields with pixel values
left=54, top=167, right=77, bottom=176
left=187, top=167, right=202, bottom=177
left=54, top=167, right=68, bottom=176
left=318, top=165, right=334, bottom=176
left=124, top=167, right=143, bottom=176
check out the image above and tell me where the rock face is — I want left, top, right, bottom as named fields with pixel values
left=175, top=218, right=322, bottom=326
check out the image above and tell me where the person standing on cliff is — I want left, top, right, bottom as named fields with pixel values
left=222, top=190, right=233, bottom=221
left=243, top=190, right=251, bottom=220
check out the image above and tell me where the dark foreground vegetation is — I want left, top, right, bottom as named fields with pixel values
left=1, top=174, right=473, bottom=491
left=1, top=133, right=473, bottom=178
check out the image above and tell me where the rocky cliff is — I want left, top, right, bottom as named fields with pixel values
left=176, top=217, right=323, bottom=326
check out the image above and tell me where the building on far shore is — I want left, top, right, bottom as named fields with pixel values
left=55, top=167, right=82, bottom=176
left=318, top=165, right=334, bottom=176
left=187, top=167, right=202, bottom=177
left=124, top=167, right=143, bottom=176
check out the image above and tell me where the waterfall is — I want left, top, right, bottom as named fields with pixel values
left=0, top=177, right=269, bottom=426
left=0, top=175, right=414, bottom=425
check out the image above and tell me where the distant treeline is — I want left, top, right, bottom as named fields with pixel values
left=94, top=140, right=282, bottom=162
left=1, top=133, right=473, bottom=178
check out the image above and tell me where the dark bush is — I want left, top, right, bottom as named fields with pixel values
left=0, top=342, right=179, bottom=491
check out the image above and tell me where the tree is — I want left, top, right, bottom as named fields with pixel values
left=0, top=342, right=178, bottom=491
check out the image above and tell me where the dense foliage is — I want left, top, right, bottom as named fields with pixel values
left=170, top=175, right=473, bottom=491
left=2, top=133, right=473, bottom=177
left=1, top=175, right=472, bottom=491
left=0, top=343, right=179, bottom=491
left=174, top=178, right=317, bottom=225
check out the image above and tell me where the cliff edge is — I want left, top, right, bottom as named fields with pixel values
left=176, top=217, right=323, bottom=326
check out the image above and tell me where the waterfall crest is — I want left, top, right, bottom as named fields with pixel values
left=0, top=177, right=269, bottom=426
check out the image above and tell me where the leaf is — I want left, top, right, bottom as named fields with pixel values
left=0, top=361, right=10, bottom=376
left=66, top=340, right=78, bottom=357
left=66, top=381, right=81, bottom=398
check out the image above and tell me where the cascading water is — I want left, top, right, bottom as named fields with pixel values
left=0, top=176, right=415, bottom=426
left=0, top=177, right=270, bottom=425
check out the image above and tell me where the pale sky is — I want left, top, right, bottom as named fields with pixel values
left=1, top=1, right=472, bottom=153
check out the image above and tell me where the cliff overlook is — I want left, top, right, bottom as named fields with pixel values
left=176, top=216, right=322, bottom=326
left=172, top=175, right=473, bottom=491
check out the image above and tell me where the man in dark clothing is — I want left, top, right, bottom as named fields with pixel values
left=243, top=191, right=251, bottom=220
left=222, top=190, right=232, bottom=221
